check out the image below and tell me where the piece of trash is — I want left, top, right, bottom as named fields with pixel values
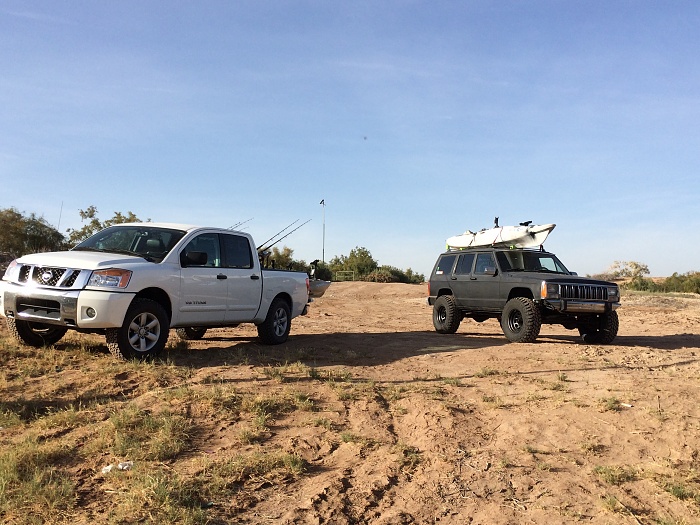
left=101, top=464, right=114, bottom=474
left=118, top=461, right=134, bottom=471
left=620, top=403, right=633, bottom=408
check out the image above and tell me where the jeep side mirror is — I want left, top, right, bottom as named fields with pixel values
left=181, top=251, right=208, bottom=267
left=484, top=266, right=497, bottom=276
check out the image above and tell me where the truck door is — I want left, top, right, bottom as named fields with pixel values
left=179, top=233, right=227, bottom=324
left=221, top=233, right=262, bottom=322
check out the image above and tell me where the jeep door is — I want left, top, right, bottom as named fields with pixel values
left=449, top=253, right=476, bottom=307
left=467, top=252, right=501, bottom=311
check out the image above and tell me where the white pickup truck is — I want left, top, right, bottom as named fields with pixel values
left=0, top=223, right=311, bottom=359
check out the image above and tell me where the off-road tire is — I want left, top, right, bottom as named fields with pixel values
left=176, top=327, right=208, bottom=340
left=578, top=311, right=619, bottom=344
left=433, top=295, right=461, bottom=334
left=106, top=298, right=169, bottom=360
left=257, top=298, right=291, bottom=345
left=6, top=318, right=68, bottom=347
left=501, top=297, right=542, bottom=343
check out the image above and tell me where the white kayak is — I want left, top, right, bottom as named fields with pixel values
left=447, top=223, right=556, bottom=250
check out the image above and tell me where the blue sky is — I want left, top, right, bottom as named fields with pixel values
left=2, top=1, right=699, bottom=277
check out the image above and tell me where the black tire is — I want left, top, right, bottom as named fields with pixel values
left=257, top=298, right=291, bottom=345
left=176, top=327, right=208, bottom=341
left=578, top=311, right=619, bottom=344
left=106, top=298, right=169, bottom=360
left=501, top=297, right=542, bottom=343
left=6, top=318, right=67, bottom=347
left=433, top=295, right=461, bottom=334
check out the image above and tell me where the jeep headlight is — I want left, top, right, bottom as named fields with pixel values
left=88, top=269, right=132, bottom=289
left=607, top=286, right=620, bottom=301
left=541, top=281, right=560, bottom=299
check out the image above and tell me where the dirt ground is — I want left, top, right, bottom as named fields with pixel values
left=3, top=281, right=700, bottom=524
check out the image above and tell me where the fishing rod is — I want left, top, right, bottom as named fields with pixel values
left=256, top=219, right=299, bottom=251
left=257, top=219, right=312, bottom=253
left=228, top=217, right=253, bottom=230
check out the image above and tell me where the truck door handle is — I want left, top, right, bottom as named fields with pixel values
left=217, top=274, right=227, bottom=280
left=250, top=274, right=260, bottom=280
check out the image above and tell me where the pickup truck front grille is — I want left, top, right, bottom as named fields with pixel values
left=19, top=265, right=83, bottom=288
left=560, top=284, right=608, bottom=301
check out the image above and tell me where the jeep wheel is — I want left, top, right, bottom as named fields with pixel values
left=501, top=297, right=542, bottom=343
left=257, top=298, right=291, bottom=345
left=433, top=295, right=461, bottom=334
left=578, top=311, right=619, bottom=344
left=176, top=327, right=208, bottom=340
left=106, top=298, right=169, bottom=360
left=6, top=318, right=67, bottom=347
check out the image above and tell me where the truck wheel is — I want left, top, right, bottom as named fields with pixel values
left=578, top=311, right=619, bottom=344
left=176, top=327, right=208, bottom=340
left=433, top=295, right=461, bottom=334
left=501, top=297, right=542, bottom=343
left=6, top=318, right=67, bottom=347
left=257, top=298, right=291, bottom=345
left=106, top=298, right=169, bottom=360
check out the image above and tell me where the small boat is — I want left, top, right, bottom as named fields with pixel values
left=309, top=279, right=331, bottom=299
left=447, top=221, right=556, bottom=250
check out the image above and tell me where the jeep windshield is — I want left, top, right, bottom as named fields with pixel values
left=496, top=250, right=570, bottom=274
left=72, top=226, right=186, bottom=263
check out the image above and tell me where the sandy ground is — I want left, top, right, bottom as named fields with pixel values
left=3, top=281, right=700, bottom=524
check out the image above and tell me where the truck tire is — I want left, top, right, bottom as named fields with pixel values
left=106, top=298, right=169, bottom=360
left=6, top=318, right=68, bottom=347
left=501, top=297, right=542, bottom=343
left=176, top=327, right=208, bottom=340
left=578, top=311, right=619, bottom=344
left=433, top=295, right=461, bottom=334
left=257, top=298, right=291, bottom=345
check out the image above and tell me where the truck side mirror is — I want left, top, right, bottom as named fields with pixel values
left=181, top=251, right=208, bottom=267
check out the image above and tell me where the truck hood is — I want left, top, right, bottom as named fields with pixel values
left=15, top=250, right=149, bottom=270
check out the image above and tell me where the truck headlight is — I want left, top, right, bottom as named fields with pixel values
left=541, top=281, right=560, bottom=299
left=88, top=269, right=132, bottom=289
left=607, top=286, right=620, bottom=301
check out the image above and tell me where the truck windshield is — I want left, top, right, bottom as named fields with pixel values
left=72, top=226, right=186, bottom=262
left=496, top=251, right=570, bottom=274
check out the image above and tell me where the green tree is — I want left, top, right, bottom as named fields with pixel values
left=270, top=246, right=307, bottom=271
left=66, top=206, right=143, bottom=245
left=329, top=246, right=378, bottom=279
left=0, top=207, right=66, bottom=255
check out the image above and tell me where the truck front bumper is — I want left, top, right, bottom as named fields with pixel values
left=0, top=281, right=134, bottom=329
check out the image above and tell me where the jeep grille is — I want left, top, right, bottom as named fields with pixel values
left=560, top=283, right=608, bottom=301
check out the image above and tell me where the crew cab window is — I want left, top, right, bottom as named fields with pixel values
left=474, top=253, right=495, bottom=275
left=181, top=234, right=221, bottom=267
left=434, top=255, right=457, bottom=275
left=455, top=253, right=475, bottom=275
left=222, top=234, right=253, bottom=269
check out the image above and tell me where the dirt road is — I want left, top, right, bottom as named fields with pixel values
left=2, top=282, right=699, bottom=524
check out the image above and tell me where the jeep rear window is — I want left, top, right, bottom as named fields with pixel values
left=435, top=255, right=457, bottom=275
left=455, top=253, right=475, bottom=275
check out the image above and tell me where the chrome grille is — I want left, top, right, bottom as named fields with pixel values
left=560, top=284, right=608, bottom=301
left=17, top=265, right=84, bottom=288
left=32, top=266, right=66, bottom=286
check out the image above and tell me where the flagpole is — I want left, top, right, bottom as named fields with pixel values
left=320, top=199, right=325, bottom=264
